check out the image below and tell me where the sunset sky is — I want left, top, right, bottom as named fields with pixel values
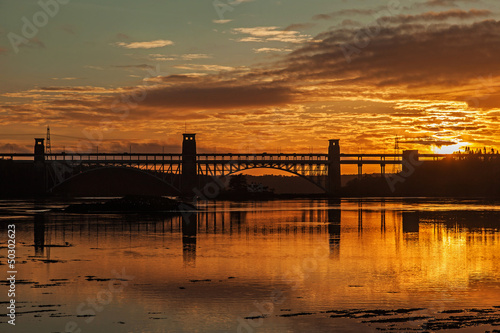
left=1, top=0, right=500, bottom=156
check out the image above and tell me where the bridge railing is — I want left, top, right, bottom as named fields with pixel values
left=340, top=153, right=399, bottom=165
left=0, top=153, right=183, bottom=163
left=196, top=153, right=329, bottom=161
left=0, top=153, right=34, bottom=161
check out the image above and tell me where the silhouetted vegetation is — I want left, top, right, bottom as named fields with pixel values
left=344, top=157, right=500, bottom=197
left=218, top=174, right=275, bottom=200
left=228, top=174, right=248, bottom=192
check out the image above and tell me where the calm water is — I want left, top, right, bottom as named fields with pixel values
left=1, top=198, right=500, bottom=332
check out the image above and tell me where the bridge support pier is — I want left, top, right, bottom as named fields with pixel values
left=181, top=134, right=197, bottom=196
left=34, top=138, right=46, bottom=195
left=402, top=150, right=419, bottom=175
left=327, top=140, right=341, bottom=196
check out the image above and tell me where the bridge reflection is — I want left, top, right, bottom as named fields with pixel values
left=30, top=206, right=344, bottom=264
left=28, top=204, right=500, bottom=265
left=182, top=213, right=197, bottom=266
left=34, top=213, right=45, bottom=257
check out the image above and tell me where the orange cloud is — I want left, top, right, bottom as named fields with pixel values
left=114, top=40, right=174, bottom=49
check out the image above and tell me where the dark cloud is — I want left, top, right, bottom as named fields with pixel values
left=113, top=14, right=500, bottom=111
left=466, top=94, right=500, bottom=109
left=403, top=138, right=457, bottom=146
left=312, top=8, right=382, bottom=20
left=112, top=64, right=155, bottom=70
left=38, top=86, right=126, bottom=92
left=340, top=19, right=362, bottom=27
left=280, top=19, right=500, bottom=104
left=284, top=23, right=316, bottom=31
left=139, top=84, right=294, bottom=110
left=379, top=9, right=491, bottom=24
left=423, top=0, right=481, bottom=7
left=51, top=99, right=100, bottom=107
left=158, top=74, right=206, bottom=83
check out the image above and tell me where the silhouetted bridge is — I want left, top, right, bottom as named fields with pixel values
left=0, top=134, right=460, bottom=196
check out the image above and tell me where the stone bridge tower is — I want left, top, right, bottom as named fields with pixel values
left=181, top=133, right=197, bottom=196
left=327, top=139, right=341, bottom=196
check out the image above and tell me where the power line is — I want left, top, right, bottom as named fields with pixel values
left=46, top=126, right=52, bottom=159
left=0, top=133, right=139, bottom=141
left=392, top=136, right=400, bottom=174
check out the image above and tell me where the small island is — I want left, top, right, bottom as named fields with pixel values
left=62, top=195, right=196, bottom=213
left=216, top=174, right=275, bottom=200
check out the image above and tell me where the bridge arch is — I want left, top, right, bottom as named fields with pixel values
left=48, top=165, right=180, bottom=196
left=221, top=165, right=327, bottom=192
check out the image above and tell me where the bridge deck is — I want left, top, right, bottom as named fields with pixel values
left=0, top=152, right=466, bottom=165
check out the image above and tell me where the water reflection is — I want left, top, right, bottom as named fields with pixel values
left=10, top=199, right=500, bottom=333
left=358, top=200, right=363, bottom=233
left=26, top=201, right=500, bottom=270
left=403, top=212, right=420, bottom=243
left=381, top=199, right=386, bottom=233
left=34, top=213, right=45, bottom=257
left=327, top=199, right=341, bottom=257
left=182, top=212, right=197, bottom=266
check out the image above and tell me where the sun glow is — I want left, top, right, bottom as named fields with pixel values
left=431, top=142, right=469, bottom=154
